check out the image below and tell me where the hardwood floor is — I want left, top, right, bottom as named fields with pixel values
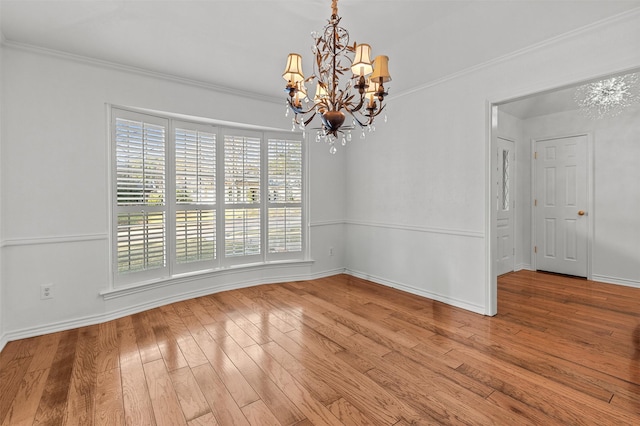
left=1, top=270, right=639, bottom=425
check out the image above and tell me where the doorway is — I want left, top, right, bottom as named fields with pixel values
left=488, top=68, right=640, bottom=316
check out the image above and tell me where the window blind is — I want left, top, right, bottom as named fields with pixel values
left=116, top=118, right=166, bottom=206
left=115, top=115, right=167, bottom=274
left=268, top=137, right=303, bottom=254
left=175, top=126, right=216, bottom=264
left=224, top=134, right=261, bottom=258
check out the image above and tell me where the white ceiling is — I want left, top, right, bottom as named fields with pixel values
left=499, top=86, right=581, bottom=119
left=2, top=0, right=640, bottom=101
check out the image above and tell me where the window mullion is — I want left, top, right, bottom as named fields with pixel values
left=260, top=131, right=268, bottom=263
left=216, top=127, right=225, bottom=266
left=167, top=119, right=177, bottom=277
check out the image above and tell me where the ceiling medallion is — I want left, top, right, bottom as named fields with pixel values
left=575, top=72, right=640, bottom=119
left=282, top=0, right=391, bottom=154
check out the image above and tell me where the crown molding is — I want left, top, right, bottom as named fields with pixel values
left=391, top=6, right=640, bottom=101
left=2, top=39, right=283, bottom=104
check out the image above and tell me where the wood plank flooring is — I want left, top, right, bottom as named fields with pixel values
left=1, top=271, right=639, bottom=425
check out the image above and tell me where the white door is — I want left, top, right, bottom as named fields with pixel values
left=497, top=138, right=515, bottom=275
left=534, top=135, right=588, bottom=277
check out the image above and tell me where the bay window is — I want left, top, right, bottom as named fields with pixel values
left=111, top=107, right=305, bottom=286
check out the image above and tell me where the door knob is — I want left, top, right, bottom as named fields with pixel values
left=578, top=210, right=586, bottom=216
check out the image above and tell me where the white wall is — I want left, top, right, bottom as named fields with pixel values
left=344, top=10, right=640, bottom=314
left=522, top=105, right=640, bottom=287
left=0, top=46, right=346, bottom=340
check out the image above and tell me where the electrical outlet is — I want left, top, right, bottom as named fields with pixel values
left=40, top=284, right=54, bottom=300
left=329, top=247, right=334, bottom=256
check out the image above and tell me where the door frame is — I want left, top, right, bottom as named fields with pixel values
left=530, top=133, right=595, bottom=279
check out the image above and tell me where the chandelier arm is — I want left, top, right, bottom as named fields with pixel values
left=341, top=103, right=368, bottom=128
left=287, top=98, right=317, bottom=116
left=345, top=94, right=366, bottom=113
left=364, top=103, right=386, bottom=122
left=352, top=114, right=369, bottom=128
left=372, top=103, right=386, bottom=118
left=352, top=101, right=387, bottom=127
left=303, top=114, right=317, bottom=127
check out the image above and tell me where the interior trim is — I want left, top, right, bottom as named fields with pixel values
left=1, top=233, right=108, bottom=247
left=346, top=268, right=485, bottom=315
left=101, top=260, right=316, bottom=300
left=1, top=40, right=281, bottom=104
left=2, top=267, right=346, bottom=345
left=589, top=274, right=640, bottom=289
left=345, top=220, right=484, bottom=239
left=309, top=220, right=345, bottom=227
left=391, top=7, right=640, bottom=101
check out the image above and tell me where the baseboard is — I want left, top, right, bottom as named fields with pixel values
left=345, top=269, right=486, bottom=315
left=515, top=263, right=533, bottom=271
left=0, top=333, right=8, bottom=353
left=591, top=274, right=640, bottom=289
left=1, top=268, right=346, bottom=346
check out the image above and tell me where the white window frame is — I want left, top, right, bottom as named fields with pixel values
left=111, top=109, right=169, bottom=285
left=266, top=134, right=305, bottom=261
left=110, top=107, right=306, bottom=288
left=221, top=128, right=264, bottom=267
left=172, top=120, right=219, bottom=275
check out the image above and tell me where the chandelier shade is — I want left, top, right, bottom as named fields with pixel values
left=282, top=53, right=304, bottom=83
left=351, top=44, right=373, bottom=77
left=370, top=55, right=391, bottom=84
left=282, top=0, right=392, bottom=153
left=314, top=84, right=328, bottom=102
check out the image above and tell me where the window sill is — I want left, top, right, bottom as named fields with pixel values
left=100, top=259, right=315, bottom=300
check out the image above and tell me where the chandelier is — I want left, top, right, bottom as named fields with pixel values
left=282, top=0, right=391, bottom=154
left=575, top=72, right=640, bottom=119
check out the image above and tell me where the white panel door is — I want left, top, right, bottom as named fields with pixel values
left=497, top=138, right=515, bottom=276
left=534, top=135, right=588, bottom=277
